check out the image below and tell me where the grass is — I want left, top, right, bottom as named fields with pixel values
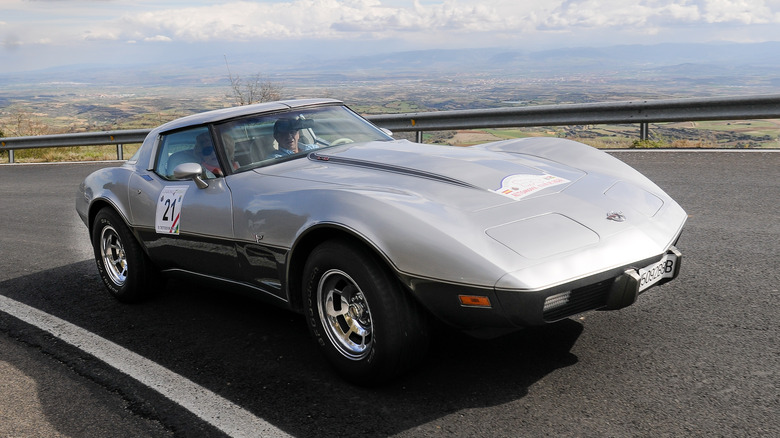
left=3, top=145, right=141, bottom=163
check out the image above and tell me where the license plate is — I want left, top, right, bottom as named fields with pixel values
left=638, top=252, right=678, bottom=292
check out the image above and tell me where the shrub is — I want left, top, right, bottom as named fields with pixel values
left=631, top=139, right=667, bottom=149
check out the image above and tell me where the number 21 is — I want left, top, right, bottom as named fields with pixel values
left=162, top=198, right=176, bottom=221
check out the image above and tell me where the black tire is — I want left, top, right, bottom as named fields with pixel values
left=302, top=240, right=429, bottom=385
left=92, top=208, right=158, bottom=303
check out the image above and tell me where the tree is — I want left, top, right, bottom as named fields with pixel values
left=5, top=110, right=49, bottom=137
left=224, top=56, right=283, bottom=106
left=1, top=110, right=52, bottom=162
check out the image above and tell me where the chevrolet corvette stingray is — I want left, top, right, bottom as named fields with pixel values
left=77, top=99, right=686, bottom=384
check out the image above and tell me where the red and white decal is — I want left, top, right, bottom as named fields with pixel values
left=493, top=174, right=569, bottom=200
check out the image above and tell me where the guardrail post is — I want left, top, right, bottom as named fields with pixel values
left=415, top=131, right=423, bottom=143
left=640, top=123, right=649, bottom=141
left=8, top=149, right=14, bottom=164
left=117, top=144, right=124, bottom=160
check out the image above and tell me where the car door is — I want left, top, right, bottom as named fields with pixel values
left=215, top=118, right=289, bottom=301
left=129, top=126, right=237, bottom=279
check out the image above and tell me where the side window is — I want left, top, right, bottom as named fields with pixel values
left=154, top=127, right=219, bottom=180
left=215, top=118, right=278, bottom=170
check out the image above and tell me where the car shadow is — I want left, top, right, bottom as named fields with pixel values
left=1, top=261, right=583, bottom=437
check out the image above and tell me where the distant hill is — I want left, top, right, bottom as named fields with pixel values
left=1, top=41, right=779, bottom=92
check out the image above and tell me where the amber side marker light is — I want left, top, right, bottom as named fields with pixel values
left=458, top=295, right=492, bottom=308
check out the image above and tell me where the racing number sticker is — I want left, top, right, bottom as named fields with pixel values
left=493, top=174, right=570, bottom=200
left=155, top=185, right=189, bottom=235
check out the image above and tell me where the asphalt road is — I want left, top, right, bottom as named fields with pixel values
left=0, top=151, right=778, bottom=437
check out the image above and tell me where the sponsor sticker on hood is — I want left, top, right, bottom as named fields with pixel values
left=493, top=174, right=570, bottom=200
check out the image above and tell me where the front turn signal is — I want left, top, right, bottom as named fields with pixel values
left=458, top=295, right=492, bottom=308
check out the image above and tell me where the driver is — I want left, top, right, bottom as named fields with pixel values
left=270, top=118, right=316, bottom=158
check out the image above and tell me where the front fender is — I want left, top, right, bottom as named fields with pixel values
left=78, top=166, right=135, bottom=234
left=288, top=187, right=516, bottom=289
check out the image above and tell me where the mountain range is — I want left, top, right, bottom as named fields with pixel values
left=1, top=41, right=779, bottom=88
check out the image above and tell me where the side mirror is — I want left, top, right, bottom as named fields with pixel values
left=172, top=162, right=209, bottom=189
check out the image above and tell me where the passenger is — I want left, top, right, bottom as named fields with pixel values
left=220, top=133, right=240, bottom=171
left=194, top=132, right=222, bottom=177
left=195, top=132, right=238, bottom=177
left=270, top=118, right=316, bottom=158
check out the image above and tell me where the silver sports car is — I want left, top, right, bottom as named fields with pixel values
left=77, top=99, right=686, bottom=384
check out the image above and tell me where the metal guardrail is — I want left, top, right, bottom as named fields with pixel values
left=1, top=130, right=150, bottom=163
left=369, top=94, right=780, bottom=139
left=2, top=95, right=780, bottom=163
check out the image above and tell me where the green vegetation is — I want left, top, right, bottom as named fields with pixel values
left=6, top=145, right=141, bottom=162
left=631, top=139, right=667, bottom=149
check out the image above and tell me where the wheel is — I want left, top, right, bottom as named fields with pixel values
left=303, top=240, right=429, bottom=385
left=92, top=208, right=158, bottom=303
left=330, top=137, right=354, bottom=146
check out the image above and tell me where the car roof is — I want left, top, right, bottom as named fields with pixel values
left=154, top=98, right=344, bottom=133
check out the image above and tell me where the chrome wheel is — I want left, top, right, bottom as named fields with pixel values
left=92, top=208, right=159, bottom=303
left=99, top=224, right=127, bottom=286
left=317, top=269, right=373, bottom=360
left=303, top=240, right=430, bottom=384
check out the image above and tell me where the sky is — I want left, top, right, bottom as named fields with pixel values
left=2, top=0, right=780, bottom=72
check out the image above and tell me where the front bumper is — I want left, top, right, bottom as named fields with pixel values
left=603, top=246, right=682, bottom=311
left=407, top=246, right=682, bottom=329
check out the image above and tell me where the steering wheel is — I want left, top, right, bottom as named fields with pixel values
left=330, top=138, right=354, bottom=146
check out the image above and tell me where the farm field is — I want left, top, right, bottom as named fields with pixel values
left=2, top=66, right=780, bottom=163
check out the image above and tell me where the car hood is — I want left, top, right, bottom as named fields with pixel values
left=304, top=139, right=587, bottom=210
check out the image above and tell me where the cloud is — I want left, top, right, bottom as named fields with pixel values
left=540, top=0, right=780, bottom=32
left=104, top=1, right=522, bottom=42
left=102, top=0, right=780, bottom=45
left=144, top=35, right=173, bottom=43
left=3, top=34, right=22, bottom=51
left=118, top=1, right=335, bottom=41
left=83, top=31, right=119, bottom=42
left=4, top=0, right=780, bottom=65
left=701, top=0, right=776, bottom=23
left=663, top=3, right=701, bottom=21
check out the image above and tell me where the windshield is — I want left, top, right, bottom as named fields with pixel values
left=214, top=105, right=392, bottom=172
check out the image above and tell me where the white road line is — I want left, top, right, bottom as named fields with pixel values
left=0, top=294, right=291, bottom=438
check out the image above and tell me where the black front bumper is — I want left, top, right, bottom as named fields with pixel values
left=407, top=246, right=682, bottom=330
